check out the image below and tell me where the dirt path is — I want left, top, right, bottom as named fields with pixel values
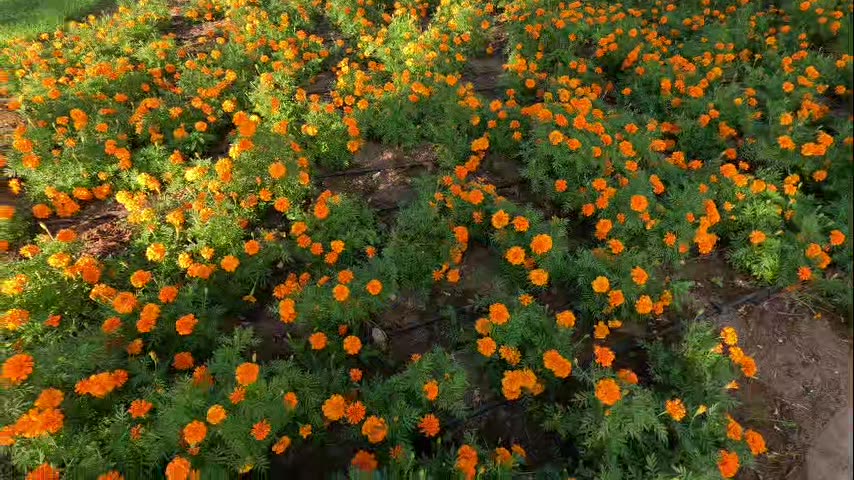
left=681, top=255, right=853, bottom=479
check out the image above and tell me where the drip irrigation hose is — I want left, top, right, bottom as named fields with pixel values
left=317, top=161, right=430, bottom=179
left=709, top=286, right=782, bottom=314
left=445, top=399, right=512, bottom=431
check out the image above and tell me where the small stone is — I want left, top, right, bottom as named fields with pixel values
left=372, top=327, right=388, bottom=350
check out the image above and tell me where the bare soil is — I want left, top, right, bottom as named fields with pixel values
left=167, top=0, right=225, bottom=48
left=41, top=201, right=132, bottom=258
left=463, top=55, right=506, bottom=99
left=321, top=141, right=436, bottom=214
left=233, top=304, right=292, bottom=362
left=461, top=28, right=508, bottom=100
left=0, top=108, right=20, bottom=136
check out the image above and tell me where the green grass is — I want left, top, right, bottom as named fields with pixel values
left=0, top=0, right=114, bottom=41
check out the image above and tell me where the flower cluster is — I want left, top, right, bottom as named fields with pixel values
left=0, top=0, right=848, bottom=478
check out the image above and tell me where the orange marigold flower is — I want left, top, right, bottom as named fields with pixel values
left=3, top=353, right=35, bottom=385
left=101, top=317, right=122, bottom=335
left=278, top=298, right=297, bottom=323
left=351, top=450, right=378, bottom=472
left=343, top=335, right=362, bottom=355
left=129, top=270, right=152, bottom=289
left=323, top=395, right=347, bottom=421
left=456, top=445, right=478, bottom=480
left=477, top=337, right=497, bottom=356
left=630, top=195, right=649, bottom=212
left=129, top=399, right=153, bottom=419
left=608, top=239, right=625, bottom=255
left=499, top=346, right=521, bottom=365
left=112, top=292, right=138, bottom=314
left=418, top=414, right=440, bottom=437
left=475, top=318, right=492, bottom=335
left=55, top=229, right=77, bottom=243
left=361, top=416, right=388, bottom=443
left=471, top=137, right=489, bottom=152
left=635, top=295, right=654, bottom=314
left=608, top=290, right=625, bottom=307
left=798, top=266, right=813, bottom=281
left=309, top=332, right=328, bottom=350
left=126, top=339, right=143, bottom=356
left=278, top=390, right=298, bottom=410
left=720, top=327, right=738, bottom=346
left=630, top=267, right=648, bottom=285
left=749, top=230, right=766, bottom=245
left=543, top=350, right=572, bottom=378
left=424, top=380, right=440, bottom=401
left=97, top=471, right=124, bottom=480
left=738, top=355, right=757, bottom=378
left=495, top=447, right=513, bottom=467
left=665, top=398, right=686, bottom=421
left=345, top=401, right=366, bottom=425
left=235, top=362, right=260, bottom=386
left=175, top=314, right=198, bottom=335
left=592, top=276, right=610, bottom=293
left=136, top=304, right=160, bottom=333
left=594, top=321, right=611, bottom=339
left=35, top=389, right=64, bottom=409
left=207, top=405, right=227, bottom=425
left=173, top=352, right=194, bottom=371
left=491, top=210, right=510, bottom=229
left=745, top=429, right=767, bottom=456
left=489, top=303, right=510, bottom=325
left=165, top=456, right=191, bottom=480
left=333, top=284, right=350, bottom=302
left=596, top=218, right=614, bottom=240
left=220, top=255, right=240, bottom=272
left=726, top=415, right=743, bottom=440
left=365, top=279, right=384, bottom=296
left=501, top=369, right=538, bottom=400
left=192, top=365, right=213, bottom=388
left=27, top=464, right=60, bottom=480
left=617, top=369, right=638, bottom=385
left=75, top=370, right=128, bottom=398
left=529, top=269, right=549, bottom=286
left=337, top=270, right=354, bottom=285
left=595, top=378, right=622, bottom=406
left=594, top=345, right=615, bottom=368
left=244, top=240, right=261, bottom=256
left=183, top=420, right=207, bottom=446
left=829, top=229, right=846, bottom=246
left=717, top=450, right=740, bottom=478
left=453, top=226, right=469, bottom=244
left=251, top=419, right=271, bottom=440
left=530, top=234, right=553, bottom=255
left=268, top=162, right=287, bottom=180
left=146, top=243, right=167, bottom=262
left=32, top=204, right=52, bottom=219
left=555, top=310, right=576, bottom=328
left=512, top=216, right=530, bottom=232
left=159, top=286, right=179, bottom=303
left=272, top=435, right=292, bottom=454
left=505, top=246, right=526, bottom=265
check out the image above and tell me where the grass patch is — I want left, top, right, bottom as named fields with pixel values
left=0, top=0, right=114, bottom=41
